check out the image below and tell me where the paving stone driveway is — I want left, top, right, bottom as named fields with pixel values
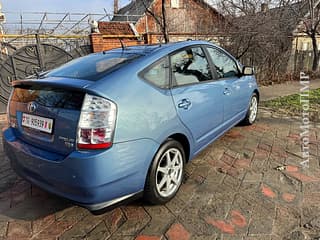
left=0, top=109, right=320, bottom=240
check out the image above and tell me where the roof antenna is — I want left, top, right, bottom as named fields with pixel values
left=119, top=38, right=126, bottom=51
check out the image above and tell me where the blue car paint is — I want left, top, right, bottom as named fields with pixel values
left=171, top=80, right=224, bottom=152
left=2, top=40, right=259, bottom=210
left=4, top=127, right=158, bottom=205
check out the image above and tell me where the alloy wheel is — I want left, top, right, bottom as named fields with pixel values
left=249, top=96, right=258, bottom=123
left=155, top=148, right=183, bottom=198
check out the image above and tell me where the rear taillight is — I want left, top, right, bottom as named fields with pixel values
left=77, top=94, right=117, bottom=150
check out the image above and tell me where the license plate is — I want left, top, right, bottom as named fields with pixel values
left=22, top=113, right=54, bottom=134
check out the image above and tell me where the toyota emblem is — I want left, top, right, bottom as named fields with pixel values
left=27, top=102, right=37, bottom=113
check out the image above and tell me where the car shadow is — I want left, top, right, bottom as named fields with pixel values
left=0, top=159, right=71, bottom=221
left=1, top=188, right=73, bottom=221
left=0, top=179, right=144, bottom=221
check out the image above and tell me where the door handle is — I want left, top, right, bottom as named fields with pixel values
left=223, top=88, right=231, bottom=95
left=178, top=99, right=191, bottom=110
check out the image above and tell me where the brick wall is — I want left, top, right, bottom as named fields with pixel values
left=90, top=0, right=225, bottom=52
left=135, top=0, right=224, bottom=35
left=90, top=32, right=222, bottom=53
left=90, top=33, right=144, bottom=53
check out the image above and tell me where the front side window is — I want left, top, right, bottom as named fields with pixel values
left=206, top=47, right=239, bottom=79
left=142, top=57, right=169, bottom=88
left=170, top=47, right=213, bottom=86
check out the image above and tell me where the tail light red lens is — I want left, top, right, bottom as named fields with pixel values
left=77, top=94, right=117, bottom=150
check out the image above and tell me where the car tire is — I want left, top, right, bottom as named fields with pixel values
left=144, top=139, right=185, bottom=204
left=242, top=93, right=258, bottom=125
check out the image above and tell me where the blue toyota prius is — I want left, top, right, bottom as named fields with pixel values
left=3, top=41, right=259, bottom=211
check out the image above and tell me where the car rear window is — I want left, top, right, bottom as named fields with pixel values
left=12, top=86, right=85, bottom=110
left=45, top=52, right=141, bottom=81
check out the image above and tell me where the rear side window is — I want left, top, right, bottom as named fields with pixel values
left=141, top=57, right=169, bottom=88
left=46, top=52, right=141, bottom=81
left=170, top=47, right=213, bottom=86
left=12, top=86, right=84, bottom=110
left=206, top=47, right=239, bottom=79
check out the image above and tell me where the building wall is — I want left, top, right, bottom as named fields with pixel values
left=135, top=0, right=223, bottom=36
left=90, top=31, right=222, bottom=53
left=90, top=33, right=144, bottom=52
left=287, top=35, right=320, bottom=72
left=90, top=0, right=224, bottom=51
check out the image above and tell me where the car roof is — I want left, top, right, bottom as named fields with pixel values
left=105, top=40, right=217, bottom=56
left=95, top=40, right=241, bottom=75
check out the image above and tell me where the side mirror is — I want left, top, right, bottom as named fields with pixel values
left=242, top=66, right=254, bottom=75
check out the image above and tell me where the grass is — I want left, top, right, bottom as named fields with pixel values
left=260, top=88, right=320, bottom=121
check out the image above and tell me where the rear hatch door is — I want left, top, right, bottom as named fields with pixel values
left=8, top=77, right=92, bottom=156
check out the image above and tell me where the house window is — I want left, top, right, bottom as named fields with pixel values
left=171, top=0, right=182, bottom=8
left=301, top=42, right=309, bottom=51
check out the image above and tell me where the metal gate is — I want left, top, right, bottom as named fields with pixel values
left=0, top=34, right=92, bottom=113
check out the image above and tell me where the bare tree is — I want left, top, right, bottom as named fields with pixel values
left=218, top=0, right=320, bottom=76
left=142, top=0, right=169, bottom=43
left=298, top=0, right=320, bottom=71
left=215, top=0, right=320, bottom=83
left=218, top=0, right=266, bottom=16
left=216, top=0, right=298, bottom=16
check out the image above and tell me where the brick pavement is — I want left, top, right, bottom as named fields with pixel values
left=0, top=109, right=320, bottom=240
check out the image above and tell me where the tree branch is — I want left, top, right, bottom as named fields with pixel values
left=141, top=0, right=163, bottom=29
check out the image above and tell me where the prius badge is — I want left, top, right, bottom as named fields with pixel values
left=27, top=102, right=37, bottom=113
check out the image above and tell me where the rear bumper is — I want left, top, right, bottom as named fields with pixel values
left=3, top=127, right=158, bottom=210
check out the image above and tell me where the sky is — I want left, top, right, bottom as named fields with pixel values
left=1, top=0, right=130, bottom=13
left=0, top=0, right=131, bottom=32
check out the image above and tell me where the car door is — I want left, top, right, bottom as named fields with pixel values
left=170, top=46, right=224, bottom=151
left=205, top=46, right=250, bottom=124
